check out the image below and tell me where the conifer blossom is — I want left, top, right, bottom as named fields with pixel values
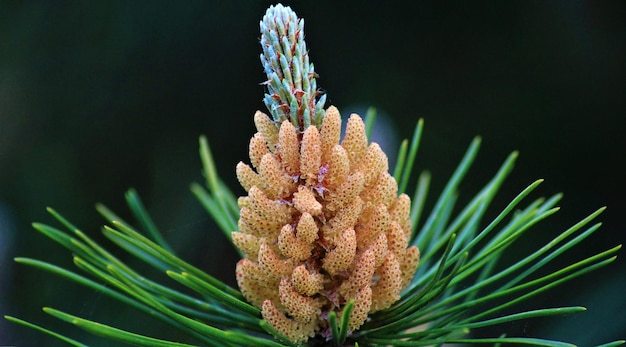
left=234, top=106, right=420, bottom=343
left=232, top=4, right=419, bottom=343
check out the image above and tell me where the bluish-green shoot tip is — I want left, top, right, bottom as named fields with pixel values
left=260, top=3, right=325, bottom=131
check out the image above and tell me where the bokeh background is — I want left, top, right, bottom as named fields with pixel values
left=1, top=1, right=624, bottom=345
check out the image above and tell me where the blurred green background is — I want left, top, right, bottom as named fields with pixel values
left=1, top=1, right=624, bottom=346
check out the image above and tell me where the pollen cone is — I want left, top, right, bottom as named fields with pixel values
left=234, top=106, right=420, bottom=343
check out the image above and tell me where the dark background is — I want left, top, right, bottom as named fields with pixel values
left=1, top=1, right=624, bottom=346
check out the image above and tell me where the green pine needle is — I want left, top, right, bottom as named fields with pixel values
left=192, top=136, right=240, bottom=250
left=398, top=118, right=424, bottom=195
left=125, top=188, right=174, bottom=254
left=44, top=307, right=197, bottom=347
left=4, top=315, right=89, bottom=347
left=328, top=311, right=340, bottom=344
left=363, top=107, right=377, bottom=138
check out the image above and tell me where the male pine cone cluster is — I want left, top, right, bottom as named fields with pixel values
left=234, top=106, right=420, bottom=343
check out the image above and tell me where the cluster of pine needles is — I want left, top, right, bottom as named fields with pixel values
left=5, top=111, right=623, bottom=346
